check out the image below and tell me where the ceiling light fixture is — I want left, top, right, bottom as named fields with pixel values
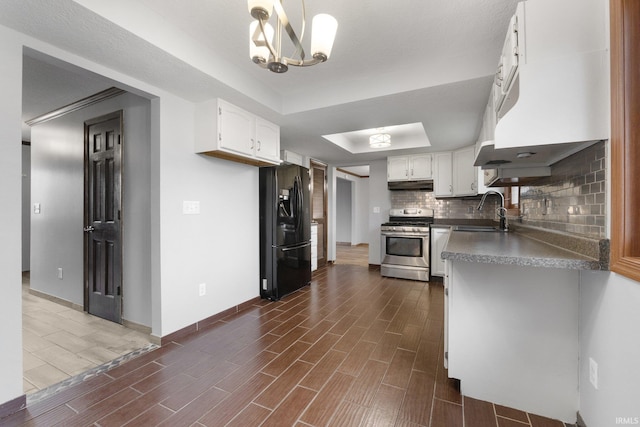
left=369, top=133, right=391, bottom=148
left=248, top=0, right=338, bottom=73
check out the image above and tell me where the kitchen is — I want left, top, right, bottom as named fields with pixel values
left=0, top=0, right=639, bottom=426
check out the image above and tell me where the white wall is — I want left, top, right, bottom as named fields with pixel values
left=368, top=160, right=390, bottom=265
left=0, top=25, right=25, bottom=408
left=579, top=273, right=640, bottom=425
left=156, top=95, right=259, bottom=336
left=352, top=175, right=369, bottom=246
left=30, top=92, right=153, bottom=327
left=22, top=145, right=31, bottom=271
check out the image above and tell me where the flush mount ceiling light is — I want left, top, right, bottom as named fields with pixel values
left=248, top=0, right=338, bottom=73
left=369, top=133, right=391, bottom=148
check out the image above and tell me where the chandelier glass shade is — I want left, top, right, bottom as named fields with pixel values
left=248, top=0, right=338, bottom=73
left=369, top=133, right=391, bottom=148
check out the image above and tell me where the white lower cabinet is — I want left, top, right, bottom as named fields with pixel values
left=311, top=223, right=318, bottom=271
left=430, top=226, right=450, bottom=277
left=446, top=260, right=579, bottom=422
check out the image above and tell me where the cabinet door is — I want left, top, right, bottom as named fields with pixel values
left=431, top=227, right=450, bottom=277
left=409, top=154, right=432, bottom=179
left=218, top=100, right=254, bottom=156
left=443, top=259, right=450, bottom=368
left=255, top=117, right=280, bottom=163
left=501, top=14, right=519, bottom=94
left=434, top=152, right=453, bottom=197
left=387, top=156, right=409, bottom=181
left=452, top=146, right=477, bottom=197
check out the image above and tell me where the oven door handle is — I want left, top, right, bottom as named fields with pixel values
left=381, top=232, right=428, bottom=238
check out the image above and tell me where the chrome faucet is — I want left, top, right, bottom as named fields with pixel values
left=477, top=190, right=508, bottom=231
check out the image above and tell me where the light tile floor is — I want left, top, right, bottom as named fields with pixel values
left=22, top=272, right=154, bottom=395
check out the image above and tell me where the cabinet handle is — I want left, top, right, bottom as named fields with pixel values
left=471, top=182, right=475, bottom=191
left=251, top=138, right=255, bottom=150
left=449, top=184, right=453, bottom=192
left=411, top=168, right=414, bottom=176
left=257, top=140, right=261, bottom=151
left=405, top=170, right=408, bottom=177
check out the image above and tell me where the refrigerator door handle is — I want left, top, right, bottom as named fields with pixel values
left=276, top=241, right=312, bottom=252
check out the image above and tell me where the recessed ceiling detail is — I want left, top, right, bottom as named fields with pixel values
left=321, top=123, right=430, bottom=154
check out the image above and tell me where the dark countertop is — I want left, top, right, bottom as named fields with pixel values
left=442, top=228, right=605, bottom=270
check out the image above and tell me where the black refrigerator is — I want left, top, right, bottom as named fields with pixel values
left=259, top=164, right=312, bottom=300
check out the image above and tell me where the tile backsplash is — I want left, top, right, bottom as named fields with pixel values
left=390, top=140, right=606, bottom=239
left=391, top=191, right=499, bottom=220
left=519, top=140, right=606, bottom=239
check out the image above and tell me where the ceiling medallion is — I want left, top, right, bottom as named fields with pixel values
left=248, top=0, right=338, bottom=73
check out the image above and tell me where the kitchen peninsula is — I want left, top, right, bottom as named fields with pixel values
left=442, top=227, right=608, bottom=423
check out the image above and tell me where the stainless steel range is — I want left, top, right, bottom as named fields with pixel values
left=381, top=208, right=434, bottom=281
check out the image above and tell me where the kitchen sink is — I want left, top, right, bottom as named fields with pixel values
left=451, top=225, right=503, bottom=232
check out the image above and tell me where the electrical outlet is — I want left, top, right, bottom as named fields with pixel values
left=589, top=357, right=598, bottom=389
left=199, top=283, right=206, bottom=296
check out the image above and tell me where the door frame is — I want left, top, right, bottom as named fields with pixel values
left=310, top=159, right=328, bottom=266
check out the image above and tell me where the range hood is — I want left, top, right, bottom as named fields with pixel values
left=388, top=180, right=433, bottom=191
left=475, top=140, right=597, bottom=169
left=474, top=140, right=599, bottom=186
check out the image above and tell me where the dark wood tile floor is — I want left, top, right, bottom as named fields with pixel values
left=2, top=262, right=574, bottom=426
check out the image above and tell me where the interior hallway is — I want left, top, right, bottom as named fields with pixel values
left=22, top=272, right=155, bottom=399
left=7, top=263, right=572, bottom=426
left=335, top=243, right=369, bottom=268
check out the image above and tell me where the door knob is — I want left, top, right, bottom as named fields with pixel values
left=83, top=226, right=95, bottom=232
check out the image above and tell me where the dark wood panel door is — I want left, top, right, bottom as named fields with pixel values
left=310, top=160, right=327, bottom=265
left=84, top=111, right=123, bottom=323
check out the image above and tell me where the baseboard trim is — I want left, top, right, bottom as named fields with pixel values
left=160, top=296, right=263, bottom=346
left=0, top=394, right=26, bottom=420
left=28, top=288, right=83, bottom=312
left=29, top=288, right=160, bottom=345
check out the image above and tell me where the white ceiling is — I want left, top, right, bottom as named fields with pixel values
left=4, top=0, right=520, bottom=166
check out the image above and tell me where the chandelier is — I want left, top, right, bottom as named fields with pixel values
left=248, top=0, right=338, bottom=73
left=369, top=133, right=391, bottom=148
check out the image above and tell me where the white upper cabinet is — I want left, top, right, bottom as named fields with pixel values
left=452, top=146, right=478, bottom=197
left=387, top=156, right=410, bottom=181
left=387, top=154, right=432, bottom=181
left=254, top=117, right=280, bottom=164
left=494, top=14, right=519, bottom=116
left=434, top=152, right=453, bottom=197
left=434, top=146, right=480, bottom=198
left=409, top=154, right=433, bottom=180
left=494, top=0, right=609, bottom=149
left=217, top=100, right=254, bottom=157
left=195, top=98, right=281, bottom=166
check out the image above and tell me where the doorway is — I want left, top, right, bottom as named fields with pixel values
left=333, top=166, right=370, bottom=266
left=310, top=160, right=328, bottom=267
left=21, top=53, right=155, bottom=396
